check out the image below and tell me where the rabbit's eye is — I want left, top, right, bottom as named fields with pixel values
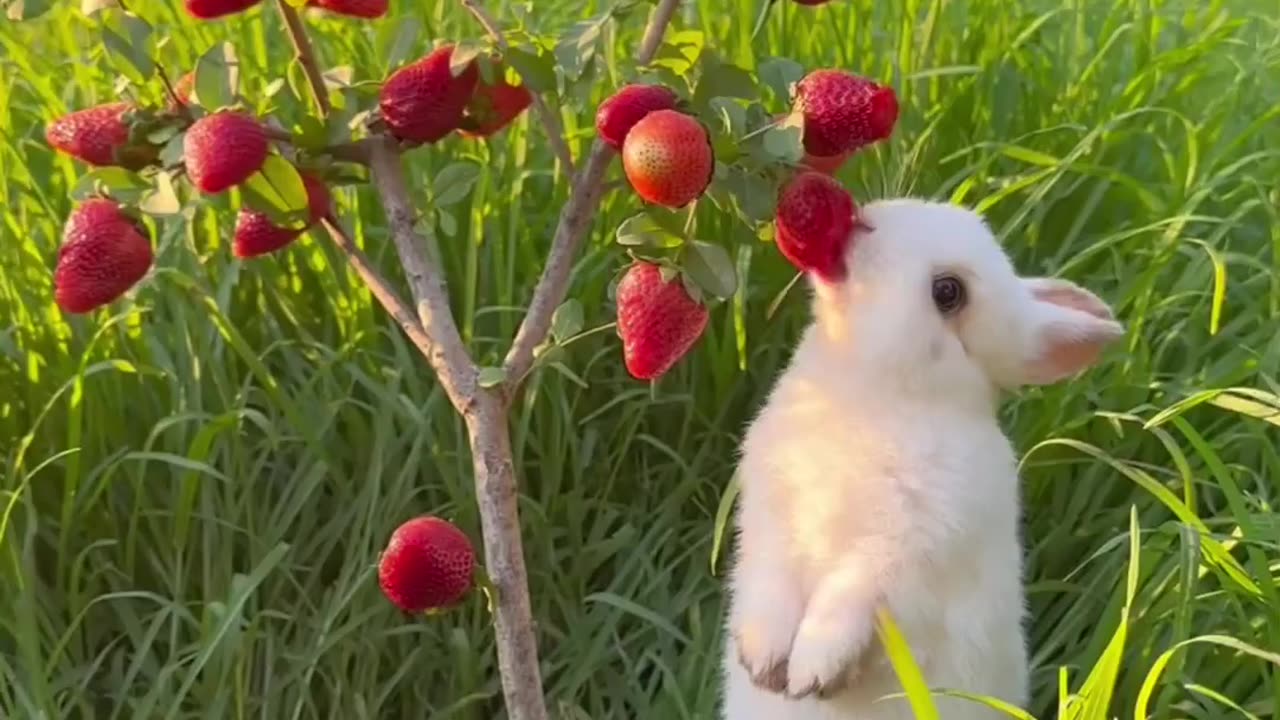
left=932, top=274, right=966, bottom=314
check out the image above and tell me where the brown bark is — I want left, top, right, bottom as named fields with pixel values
left=277, top=2, right=684, bottom=719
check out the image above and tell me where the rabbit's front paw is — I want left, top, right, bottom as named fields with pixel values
left=732, top=584, right=804, bottom=694
left=783, top=573, right=877, bottom=699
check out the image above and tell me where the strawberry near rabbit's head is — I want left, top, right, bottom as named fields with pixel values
left=808, top=198, right=1125, bottom=404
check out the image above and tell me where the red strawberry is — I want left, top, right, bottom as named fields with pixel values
left=616, top=262, right=709, bottom=380
left=792, top=70, right=898, bottom=157
left=621, top=110, right=713, bottom=208
left=772, top=113, right=849, bottom=175
left=184, top=111, right=269, bottom=194
left=233, top=174, right=331, bottom=258
left=54, top=199, right=153, bottom=314
left=306, top=0, right=387, bottom=18
left=378, top=516, right=476, bottom=613
left=801, top=150, right=849, bottom=175
left=458, top=75, right=533, bottom=138
left=183, top=0, right=261, bottom=19
left=379, top=46, right=479, bottom=145
left=774, top=171, right=857, bottom=282
left=595, top=84, right=679, bottom=151
left=46, top=103, right=155, bottom=170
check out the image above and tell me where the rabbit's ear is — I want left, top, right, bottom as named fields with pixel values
left=1017, top=278, right=1124, bottom=385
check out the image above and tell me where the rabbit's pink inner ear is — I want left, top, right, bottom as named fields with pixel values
left=1022, top=317, right=1125, bottom=385
left=1025, top=278, right=1114, bottom=320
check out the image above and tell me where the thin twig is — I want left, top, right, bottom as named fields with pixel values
left=155, top=64, right=189, bottom=116
left=320, top=217, right=437, bottom=358
left=500, top=0, right=683, bottom=393
left=459, top=0, right=575, bottom=177
left=275, top=0, right=331, bottom=117
left=366, top=137, right=479, bottom=411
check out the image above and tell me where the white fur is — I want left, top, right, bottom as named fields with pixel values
left=721, top=198, right=1124, bottom=719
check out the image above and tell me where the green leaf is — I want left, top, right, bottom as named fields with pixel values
left=504, top=45, right=556, bottom=94
left=193, top=42, right=239, bottom=111
left=550, top=299, right=584, bottom=343
left=649, top=28, right=704, bottom=76
left=159, top=132, right=186, bottom=168
left=381, top=16, right=421, bottom=72
left=436, top=207, right=458, bottom=237
left=478, top=366, right=507, bottom=388
left=238, top=154, right=309, bottom=228
left=710, top=472, right=739, bottom=575
left=322, top=65, right=356, bottom=89
left=555, top=12, right=608, bottom=80
left=708, top=97, right=747, bottom=138
left=451, top=40, right=484, bottom=77
left=684, top=240, right=737, bottom=299
left=432, top=162, right=481, bottom=206
left=707, top=97, right=747, bottom=162
left=71, top=167, right=151, bottom=202
left=293, top=113, right=328, bottom=148
left=146, top=124, right=181, bottom=145
left=758, top=57, right=805, bottom=103
left=6, top=0, right=54, bottom=21
left=615, top=212, right=685, bottom=248
left=762, top=124, right=805, bottom=164
left=711, top=166, right=778, bottom=224
left=138, top=171, right=182, bottom=216
left=102, top=15, right=154, bottom=83
left=693, top=53, right=757, bottom=109
left=680, top=272, right=704, bottom=306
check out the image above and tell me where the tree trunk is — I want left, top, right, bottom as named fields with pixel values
left=465, top=391, right=548, bottom=720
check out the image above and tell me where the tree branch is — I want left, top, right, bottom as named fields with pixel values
left=500, top=0, right=683, bottom=393
left=319, top=216, right=438, bottom=358
left=275, top=0, right=332, bottom=117
left=366, top=137, right=479, bottom=411
left=459, top=0, right=575, bottom=178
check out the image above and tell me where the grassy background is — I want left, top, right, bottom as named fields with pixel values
left=3, top=0, right=1280, bottom=718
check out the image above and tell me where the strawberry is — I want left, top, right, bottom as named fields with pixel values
left=54, top=199, right=153, bottom=314
left=306, top=0, right=387, bottom=18
left=792, top=70, right=898, bottom=157
left=233, top=174, right=331, bottom=258
left=380, top=46, right=479, bottom=145
left=46, top=103, right=156, bottom=170
left=616, top=262, right=709, bottom=380
left=774, top=171, right=857, bottom=282
left=183, top=0, right=262, bottom=19
left=595, top=84, right=678, bottom=151
left=621, top=110, right=713, bottom=208
left=458, top=74, right=532, bottom=138
left=772, top=114, right=849, bottom=175
left=378, top=516, right=476, bottom=613
left=801, top=150, right=849, bottom=175
left=183, top=111, right=269, bottom=194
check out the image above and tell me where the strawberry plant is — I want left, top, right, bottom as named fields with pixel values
left=15, top=0, right=899, bottom=716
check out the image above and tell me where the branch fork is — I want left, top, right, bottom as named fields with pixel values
left=276, top=2, right=683, bottom=718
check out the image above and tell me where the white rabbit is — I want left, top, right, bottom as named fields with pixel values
left=720, top=198, right=1125, bottom=720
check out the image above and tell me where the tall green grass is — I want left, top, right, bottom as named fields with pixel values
left=2, top=0, right=1279, bottom=718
